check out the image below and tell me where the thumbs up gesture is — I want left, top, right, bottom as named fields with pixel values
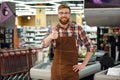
left=50, top=28, right=58, bottom=40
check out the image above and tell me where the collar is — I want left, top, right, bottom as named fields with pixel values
left=57, top=22, right=72, bottom=30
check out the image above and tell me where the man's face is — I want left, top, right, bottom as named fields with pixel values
left=58, top=8, right=71, bottom=25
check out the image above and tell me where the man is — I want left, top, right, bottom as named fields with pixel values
left=42, top=4, right=93, bottom=80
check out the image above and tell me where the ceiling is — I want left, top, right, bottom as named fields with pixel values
left=0, top=0, right=120, bottom=16
left=84, top=0, right=120, bottom=26
left=0, top=0, right=85, bottom=16
left=1, top=0, right=120, bottom=26
left=85, top=0, right=120, bottom=8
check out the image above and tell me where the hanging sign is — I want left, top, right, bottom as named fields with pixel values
left=0, top=2, right=14, bottom=23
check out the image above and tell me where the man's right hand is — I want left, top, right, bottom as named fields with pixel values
left=42, top=27, right=58, bottom=47
left=50, top=29, right=58, bottom=40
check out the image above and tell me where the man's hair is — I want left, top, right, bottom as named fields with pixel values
left=58, top=4, right=71, bottom=13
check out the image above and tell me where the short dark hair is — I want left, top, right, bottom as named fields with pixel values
left=58, top=4, right=71, bottom=13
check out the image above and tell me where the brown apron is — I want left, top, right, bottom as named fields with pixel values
left=51, top=31, right=79, bottom=80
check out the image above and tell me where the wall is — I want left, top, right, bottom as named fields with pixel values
left=16, top=14, right=77, bottom=27
left=17, top=16, right=35, bottom=26
left=47, top=14, right=77, bottom=27
left=35, top=9, right=46, bottom=27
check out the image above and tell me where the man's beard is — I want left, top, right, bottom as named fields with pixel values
left=59, top=17, right=69, bottom=25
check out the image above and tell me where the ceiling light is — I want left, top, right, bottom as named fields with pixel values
left=27, top=16, right=31, bottom=20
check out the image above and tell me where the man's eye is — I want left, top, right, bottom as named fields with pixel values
left=59, top=12, right=70, bottom=15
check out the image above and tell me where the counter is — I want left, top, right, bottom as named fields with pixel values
left=30, top=61, right=101, bottom=80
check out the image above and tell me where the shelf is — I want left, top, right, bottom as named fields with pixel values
left=22, top=27, right=48, bottom=47
left=0, top=28, right=14, bottom=48
left=35, top=36, right=44, bottom=39
left=35, top=33, right=47, bottom=36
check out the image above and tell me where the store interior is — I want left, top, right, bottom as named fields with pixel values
left=0, top=0, right=120, bottom=80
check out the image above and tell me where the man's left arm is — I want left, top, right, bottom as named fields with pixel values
left=73, top=27, right=93, bottom=72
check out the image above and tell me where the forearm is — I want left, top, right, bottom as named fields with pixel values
left=43, top=35, right=53, bottom=47
left=43, top=29, right=58, bottom=47
left=73, top=51, right=93, bottom=72
left=82, top=52, right=93, bottom=66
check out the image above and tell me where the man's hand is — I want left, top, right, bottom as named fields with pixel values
left=50, top=29, right=58, bottom=40
left=73, top=63, right=86, bottom=72
left=42, top=27, right=58, bottom=47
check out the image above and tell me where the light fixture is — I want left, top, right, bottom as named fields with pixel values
left=27, top=16, right=31, bottom=20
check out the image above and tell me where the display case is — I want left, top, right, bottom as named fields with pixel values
left=30, top=61, right=101, bottom=80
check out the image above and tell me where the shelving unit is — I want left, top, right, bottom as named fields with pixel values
left=97, top=27, right=120, bottom=51
left=87, top=31, right=97, bottom=46
left=108, top=31, right=120, bottom=62
left=83, top=25, right=97, bottom=51
left=17, top=27, right=23, bottom=38
left=22, top=27, right=49, bottom=47
left=97, top=27, right=109, bottom=50
left=34, top=28, right=49, bottom=46
left=25, top=30, right=35, bottom=46
left=0, top=28, right=14, bottom=48
left=18, top=26, right=50, bottom=62
left=97, top=27, right=120, bottom=62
